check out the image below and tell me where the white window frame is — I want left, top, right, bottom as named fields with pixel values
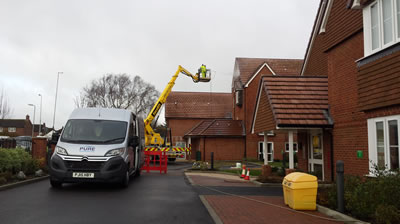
left=8, top=127, right=16, bottom=133
left=258, top=141, right=274, bottom=162
left=368, top=115, right=400, bottom=175
left=363, top=0, right=400, bottom=56
left=285, top=142, right=298, bottom=153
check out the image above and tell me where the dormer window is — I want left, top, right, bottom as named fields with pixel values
left=363, top=0, right=400, bottom=56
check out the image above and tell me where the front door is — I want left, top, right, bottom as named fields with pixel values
left=308, top=132, right=324, bottom=180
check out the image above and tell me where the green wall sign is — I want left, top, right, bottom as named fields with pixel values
left=357, top=150, right=363, bottom=158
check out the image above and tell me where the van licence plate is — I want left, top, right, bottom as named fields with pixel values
left=72, top=172, right=94, bottom=178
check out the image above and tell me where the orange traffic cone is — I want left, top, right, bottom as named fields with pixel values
left=244, top=168, right=250, bottom=180
left=240, top=165, right=246, bottom=178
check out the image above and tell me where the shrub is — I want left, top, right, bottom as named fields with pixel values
left=277, top=167, right=286, bottom=177
left=192, top=161, right=209, bottom=170
left=0, top=148, right=13, bottom=172
left=374, top=204, right=400, bottom=224
left=0, top=177, right=6, bottom=185
left=0, top=171, right=13, bottom=181
left=0, top=148, right=39, bottom=175
left=282, top=152, right=298, bottom=168
left=323, top=167, right=400, bottom=223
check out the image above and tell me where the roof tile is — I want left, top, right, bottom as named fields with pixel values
left=0, top=119, right=27, bottom=128
left=165, top=91, right=232, bottom=119
left=260, top=76, right=332, bottom=128
left=185, top=119, right=244, bottom=137
left=234, top=58, right=304, bottom=85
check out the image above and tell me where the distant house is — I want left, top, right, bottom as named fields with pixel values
left=0, top=115, right=50, bottom=137
left=33, top=123, right=52, bottom=137
left=0, top=115, right=33, bottom=137
left=231, top=58, right=303, bottom=162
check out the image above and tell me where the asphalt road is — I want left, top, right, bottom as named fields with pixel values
left=0, top=162, right=214, bottom=224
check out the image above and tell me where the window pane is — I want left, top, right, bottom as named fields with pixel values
left=267, top=143, right=272, bottom=154
left=376, top=121, right=385, bottom=168
left=371, top=3, right=380, bottom=50
left=383, top=0, right=394, bottom=44
left=313, top=135, right=323, bottom=160
left=389, top=120, right=399, bottom=170
left=313, top=164, right=323, bottom=180
left=397, top=0, right=400, bottom=38
left=286, top=143, right=298, bottom=152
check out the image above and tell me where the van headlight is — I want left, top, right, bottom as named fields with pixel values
left=105, top=148, right=125, bottom=157
left=56, top=146, right=68, bottom=155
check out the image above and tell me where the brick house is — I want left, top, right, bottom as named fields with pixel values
left=253, top=0, right=400, bottom=180
left=303, top=0, right=400, bottom=177
left=165, top=91, right=233, bottom=160
left=0, top=115, right=33, bottom=137
left=231, top=58, right=303, bottom=162
left=252, top=76, right=333, bottom=180
left=185, top=119, right=245, bottom=161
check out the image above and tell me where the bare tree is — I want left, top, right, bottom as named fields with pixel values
left=75, top=74, right=160, bottom=117
left=0, top=88, right=12, bottom=119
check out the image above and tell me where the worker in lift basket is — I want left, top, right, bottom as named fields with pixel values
left=200, top=64, right=207, bottom=78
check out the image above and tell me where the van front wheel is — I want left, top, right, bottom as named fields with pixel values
left=120, top=170, right=129, bottom=188
left=50, top=179, right=62, bottom=188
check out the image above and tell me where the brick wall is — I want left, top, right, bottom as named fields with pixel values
left=328, top=31, right=369, bottom=176
left=365, top=105, right=400, bottom=119
left=243, top=68, right=281, bottom=161
left=167, top=118, right=204, bottom=144
left=203, top=137, right=245, bottom=161
left=297, top=132, right=309, bottom=172
left=323, top=130, right=333, bottom=181
left=32, top=138, right=47, bottom=161
left=358, top=48, right=400, bottom=111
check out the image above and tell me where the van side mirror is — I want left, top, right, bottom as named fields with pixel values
left=129, top=136, right=139, bottom=147
left=51, top=132, right=60, bottom=144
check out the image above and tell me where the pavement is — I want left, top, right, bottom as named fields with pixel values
left=186, top=172, right=343, bottom=224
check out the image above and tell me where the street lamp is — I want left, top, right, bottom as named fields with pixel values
left=52, top=72, right=63, bottom=129
left=38, top=94, right=42, bottom=136
left=28, top=104, right=36, bottom=138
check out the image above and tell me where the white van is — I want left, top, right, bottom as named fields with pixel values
left=49, top=108, right=144, bottom=188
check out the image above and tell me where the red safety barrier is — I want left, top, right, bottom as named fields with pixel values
left=141, top=151, right=168, bottom=174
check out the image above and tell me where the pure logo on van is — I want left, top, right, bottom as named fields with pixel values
left=80, top=146, right=95, bottom=152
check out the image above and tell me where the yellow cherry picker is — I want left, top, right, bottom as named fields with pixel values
left=144, top=65, right=211, bottom=161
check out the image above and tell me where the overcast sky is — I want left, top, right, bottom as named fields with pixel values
left=0, top=0, right=319, bottom=130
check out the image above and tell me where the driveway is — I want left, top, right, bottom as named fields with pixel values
left=0, top=162, right=213, bottom=224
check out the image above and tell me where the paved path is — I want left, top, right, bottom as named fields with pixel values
left=0, top=162, right=213, bottom=224
left=186, top=172, right=343, bottom=224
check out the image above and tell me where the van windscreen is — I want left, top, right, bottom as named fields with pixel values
left=61, top=119, right=128, bottom=144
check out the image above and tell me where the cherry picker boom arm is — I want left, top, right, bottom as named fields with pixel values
left=144, top=65, right=210, bottom=146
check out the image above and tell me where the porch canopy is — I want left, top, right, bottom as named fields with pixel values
left=251, top=76, right=333, bottom=168
left=185, top=119, right=245, bottom=138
